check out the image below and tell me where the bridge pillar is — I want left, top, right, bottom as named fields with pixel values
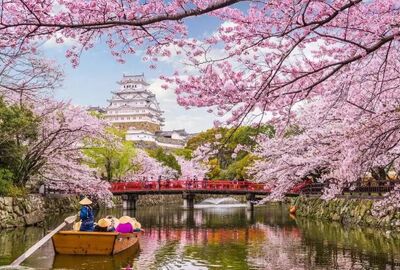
left=182, top=192, right=195, bottom=209
left=246, top=193, right=256, bottom=211
left=122, top=194, right=138, bottom=210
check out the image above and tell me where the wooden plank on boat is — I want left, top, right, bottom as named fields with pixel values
left=53, top=231, right=117, bottom=255
left=52, top=231, right=140, bottom=255
left=113, top=233, right=139, bottom=254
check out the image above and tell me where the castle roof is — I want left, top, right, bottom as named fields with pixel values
left=155, top=129, right=189, bottom=137
left=117, top=73, right=149, bottom=86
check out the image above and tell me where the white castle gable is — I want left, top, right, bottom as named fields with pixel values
left=104, top=73, right=188, bottom=148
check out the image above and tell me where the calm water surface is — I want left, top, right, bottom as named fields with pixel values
left=1, top=203, right=400, bottom=269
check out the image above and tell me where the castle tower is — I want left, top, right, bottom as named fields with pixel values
left=104, top=74, right=164, bottom=142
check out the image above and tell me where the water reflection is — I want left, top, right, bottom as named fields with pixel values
left=0, top=204, right=400, bottom=269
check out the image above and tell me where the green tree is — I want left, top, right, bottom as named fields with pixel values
left=219, top=154, right=257, bottom=180
left=83, top=127, right=137, bottom=182
left=0, top=98, right=40, bottom=188
left=0, top=168, right=14, bottom=196
left=147, top=147, right=181, bottom=174
left=186, top=125, right=274, bottom=179
left=172, top=148, right=193, bottom=160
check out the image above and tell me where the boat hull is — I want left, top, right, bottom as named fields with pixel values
left=52, top=231, right=140, bottom=255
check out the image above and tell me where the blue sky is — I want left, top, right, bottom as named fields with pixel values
left=42, top=14, right=224, bottom=133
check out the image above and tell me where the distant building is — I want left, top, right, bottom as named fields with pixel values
left=103, top=74, right=189, bottom=148
left=155, top=129, right=189, bottom=148
left=87, top=106, right=106, bottom=114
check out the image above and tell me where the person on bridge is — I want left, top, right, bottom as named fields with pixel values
left=79, top=197, right=94, bottom=231
left=158, top=175, right=161, bottom=190
left=203, top=176, right=209, bottom=189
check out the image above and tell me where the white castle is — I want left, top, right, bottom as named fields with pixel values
left=100, top=74, right=189, bottom=148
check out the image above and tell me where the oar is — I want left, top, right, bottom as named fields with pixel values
left=10, top=215, right=77, bottom=267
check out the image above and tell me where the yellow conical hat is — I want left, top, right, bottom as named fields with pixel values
left=119, top=215, right=133, bottom=224
left=131, top=220, right=141, bottom=229
left=79, top=197, right=92, bottom=205
left=111, top=217, right=120, bottom=227
left=97, top=218, right=111, bottom=228
left=106, top=216, right=120, bottom=227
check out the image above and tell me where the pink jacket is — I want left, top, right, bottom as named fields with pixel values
left=115, top=223, right=133, bottom=233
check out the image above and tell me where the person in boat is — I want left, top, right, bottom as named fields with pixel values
left=93, top=218, right=114, bottom=232
left=79, top=197, right=94, bottom=231
left=131, top=218, right=142, bottom=232
left=116, top=216, right=134, bottom=233
left=105, top=215, right=119, bottom=230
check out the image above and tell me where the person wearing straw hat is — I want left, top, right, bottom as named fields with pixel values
left=105, top=215, right=119, bottom=231
left=93, top=218, right=113, bottom=232
left=115, top=216, right=134, bottom=233
left=79, top=197, right=94, bottom=231
left=130, top=218, right=142, bottom=232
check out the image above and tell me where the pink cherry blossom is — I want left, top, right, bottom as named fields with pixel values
left=176, top=156, right=208, bottom=180
left=4, top=0, right=400, bottom=214
left=124, top=150, right=177, bottom=181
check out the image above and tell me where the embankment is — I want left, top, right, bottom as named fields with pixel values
left=291, top=196, right=400, bottom=229
left=0, top=195, right=80, bottom=229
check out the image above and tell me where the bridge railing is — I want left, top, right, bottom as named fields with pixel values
left=111, top=180, right=271, bottom=193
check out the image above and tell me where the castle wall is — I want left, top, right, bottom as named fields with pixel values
left=114, top=122, right=161, bottom=133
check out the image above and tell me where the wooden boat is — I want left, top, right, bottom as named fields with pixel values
left=52, top=231, right=140, bottom=255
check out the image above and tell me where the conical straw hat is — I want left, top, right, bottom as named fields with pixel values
left=97, top=218, right=111, bottom=228
left=131, top=220, right=141, bottom=229
left=111, top=217, right=120, bottom=227
left=79, top=197, right=92, bottom=205
left=105, top=216, right=120, bottom=227
left=119, top=215, right=133, bottom=224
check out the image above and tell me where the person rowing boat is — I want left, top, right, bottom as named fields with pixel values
left=78, top=197, right=94, bottom=231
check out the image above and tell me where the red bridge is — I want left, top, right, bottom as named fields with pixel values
left=111, top=180, right=308, bottom=211
left=112, top=180, right=270, bottom=195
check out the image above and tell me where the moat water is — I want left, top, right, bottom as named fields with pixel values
left=1, top=203, right=400, bottom=269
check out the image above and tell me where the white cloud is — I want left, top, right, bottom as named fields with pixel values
left=43, top=33, right=78, bottom=49
left=148, top=77, right=215, bottom=133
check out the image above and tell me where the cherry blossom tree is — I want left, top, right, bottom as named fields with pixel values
left=0, top=48, right=62, bottom=103
left=3, top=1, right=400, bottom=127
left=19, top=99, right=111, bottom=199
left=251, top=96, right=400, bottom=209
left=176, top=156, right=208, bottom=180
left=0, top=0, right=241, bottom=66
left=125, top=149, right=177, bottom=181
left=4, top=0, right=400, bottom=210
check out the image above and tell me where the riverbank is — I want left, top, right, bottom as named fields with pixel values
left=291, top=196, right=400, bottom=229
left=0, top=195, right=80, bottom=230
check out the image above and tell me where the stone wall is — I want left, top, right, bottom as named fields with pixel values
left=44, top=195, right=80, bottom=213
left=137, top=194, right=182, bottom=206
left=0, top=195, right=44, bottom=229
left=0, top=195, right=80, bottom=230
left=291, top=196, right=400, bottom=229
